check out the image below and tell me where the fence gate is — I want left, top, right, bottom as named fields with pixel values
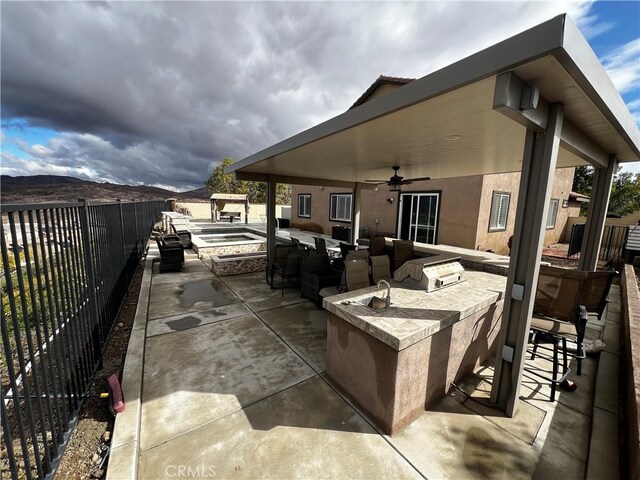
left=567, top=223, right=629, bottom=262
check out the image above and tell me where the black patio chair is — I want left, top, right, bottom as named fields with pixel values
left=171, top=224, right=192, bottom=249
left=314, top=236, right=329, bottom=257
left=369, top=235, right=388, bottom=256
left=392, top=240, right=415, bottom=271
left=268, top=244, right=296, bottom=287
left=339, top=242, right=356, bottom=259
left=272, top=248, right=309, bottom=296
left=155, top=237, right=184, bottom=273
left=300, top=254, right=342, bottom=305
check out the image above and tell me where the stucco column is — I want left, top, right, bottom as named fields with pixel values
left=351, top=183, right=362, bottom=244
left=490, top=103, right=564, bottom=417
left=578, top=156, right=618, bottom=271
left=266, top=180, right=277, bottom=267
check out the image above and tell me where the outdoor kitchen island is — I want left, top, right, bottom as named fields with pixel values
left=323, top=264, right=507, bottom=435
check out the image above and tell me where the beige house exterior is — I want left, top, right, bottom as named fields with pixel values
left=291, top=76, right=580, bottom=255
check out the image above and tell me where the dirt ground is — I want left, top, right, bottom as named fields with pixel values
left=55, top=263, right=144, bottom=479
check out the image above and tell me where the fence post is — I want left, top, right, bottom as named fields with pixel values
left=133, top=200, right=140, bottom=259
left=78, top=198, right=103, bottom=368
left=117, top=199, right=129, bottom=285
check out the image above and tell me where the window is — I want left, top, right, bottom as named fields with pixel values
left=489, top=192, right=510, bottom=231
left=298, top=194, right=311, bottom=218
left=546, top=199, right=559, bottom=229
left=330, top=193, right=352, bottom=222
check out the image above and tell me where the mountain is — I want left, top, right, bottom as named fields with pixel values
left=0, top=175, right=210, bottom=204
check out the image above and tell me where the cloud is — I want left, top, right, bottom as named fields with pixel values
left=0, top=1, right=627, bottom=189
left=601, top=38, right=640, bottom=95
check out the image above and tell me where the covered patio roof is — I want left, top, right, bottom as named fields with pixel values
left=227, top=15, right=639, bottom=185
left=226, top=13, right=639, bottom=419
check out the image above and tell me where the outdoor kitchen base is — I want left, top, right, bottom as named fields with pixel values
left=324, top=279, right=504, bottom=435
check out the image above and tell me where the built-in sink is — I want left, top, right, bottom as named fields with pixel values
left=355, top=295, right=390, bottom=310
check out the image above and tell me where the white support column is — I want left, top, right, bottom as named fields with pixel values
left=266, top=180, right=277, bottom=265
left=490, top=103, right=564, bottom=417
left=578, top=156, right=618, bottom=271
left=351, top=183, right=362, bottom=244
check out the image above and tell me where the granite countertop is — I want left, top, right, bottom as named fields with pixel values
left=323, top=270, right=506, bottom=351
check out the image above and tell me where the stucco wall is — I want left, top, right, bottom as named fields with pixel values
left=475, top=167, right=575, bottom=254
left=292, top=178, right=482, bottom=245
left=292, top=168, right=575, bottom=253
left=394, top=176, right=483, bottom=249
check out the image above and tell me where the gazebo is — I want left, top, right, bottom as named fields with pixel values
left=210, top=193, right=249, bottom=223
left=226, top=15, right=639, bottom=417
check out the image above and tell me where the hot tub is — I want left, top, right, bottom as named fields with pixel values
left=191, top=231, right=267, bottom=257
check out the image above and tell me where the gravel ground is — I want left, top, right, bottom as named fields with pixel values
left=54, top=263, right=144, bottom=479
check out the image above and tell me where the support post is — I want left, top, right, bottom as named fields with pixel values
left=266, top=180, right=277, bottom=271
left=351, top=183, right=362, bottom=244
left=490, top=103, right=564, bottom=417
left=578, top=156, right=618, bottom=271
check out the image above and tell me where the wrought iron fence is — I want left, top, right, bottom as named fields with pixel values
left=567, top=223, right=630, bottom=262
left=1, top=199, right=165, bottom=479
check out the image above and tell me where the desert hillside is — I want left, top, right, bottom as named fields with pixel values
left=1, top=175, right=210, bottom=204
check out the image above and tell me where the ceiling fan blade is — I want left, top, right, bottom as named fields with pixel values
left=364, top=179, right=387, bottom=184
left=406, top=176, right=431, bottom=182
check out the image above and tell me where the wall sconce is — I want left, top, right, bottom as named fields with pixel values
left=387, top=198, right=394, bottom=204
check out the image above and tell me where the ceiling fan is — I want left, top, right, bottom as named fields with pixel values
left=364, top=166, right=431, bottom=191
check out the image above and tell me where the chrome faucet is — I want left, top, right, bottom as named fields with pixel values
left=377, top=280, right=391, bottom=308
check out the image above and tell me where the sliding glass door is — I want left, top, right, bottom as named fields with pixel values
left=398, top=192, right=440, bottom=244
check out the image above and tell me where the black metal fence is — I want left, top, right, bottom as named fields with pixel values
left=1, top=199, right=165, bottom=480
left=567, top=223, right=630, bottom=262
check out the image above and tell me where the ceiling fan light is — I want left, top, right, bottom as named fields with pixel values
left=389, top=184, right=401, bottom=192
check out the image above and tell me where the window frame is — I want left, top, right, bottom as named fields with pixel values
left=488, top=191, right=511, bottom=232
left=329, top=193, right=353, bottom=223
left=297, top=193, right=311, bottom=218
left=546, top=198, right=559, bottom=229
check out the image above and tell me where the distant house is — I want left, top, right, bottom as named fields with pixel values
left=291, top=75, right=581, bottom=255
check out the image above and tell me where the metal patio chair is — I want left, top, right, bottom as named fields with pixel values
left=272, top=248, right=309, bottom=296
left=527, top=266, right=588, bottom=400
left=300, top=254, right=342, bottom=305
left=581, top=270, right=616, bottom=321
left=268, top=244, right=296, bottom=287
left=392, top=240, right=414, bottom=271
left=369, top=235, right=388, bottom=256
left=370, top=255, right=391, bottom=284
left=344, top=257, right=371, bottom=291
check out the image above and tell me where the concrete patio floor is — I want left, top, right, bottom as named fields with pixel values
left=108, top=247, right=621, bottom=479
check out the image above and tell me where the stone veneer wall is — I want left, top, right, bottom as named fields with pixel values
left=193, top=241, right=266, bottom=257
left=621, top=265, right=640, bottom=480
left=210, top=254, right=266, bottom=276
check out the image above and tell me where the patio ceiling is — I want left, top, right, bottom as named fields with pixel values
left=228, top=15, right=639, bottom=187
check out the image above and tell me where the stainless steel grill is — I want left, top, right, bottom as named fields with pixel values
left=393, top=254, right=464, bottom=292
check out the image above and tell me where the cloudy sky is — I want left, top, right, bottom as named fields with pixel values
left=1, top=1, right=639, bottom=191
